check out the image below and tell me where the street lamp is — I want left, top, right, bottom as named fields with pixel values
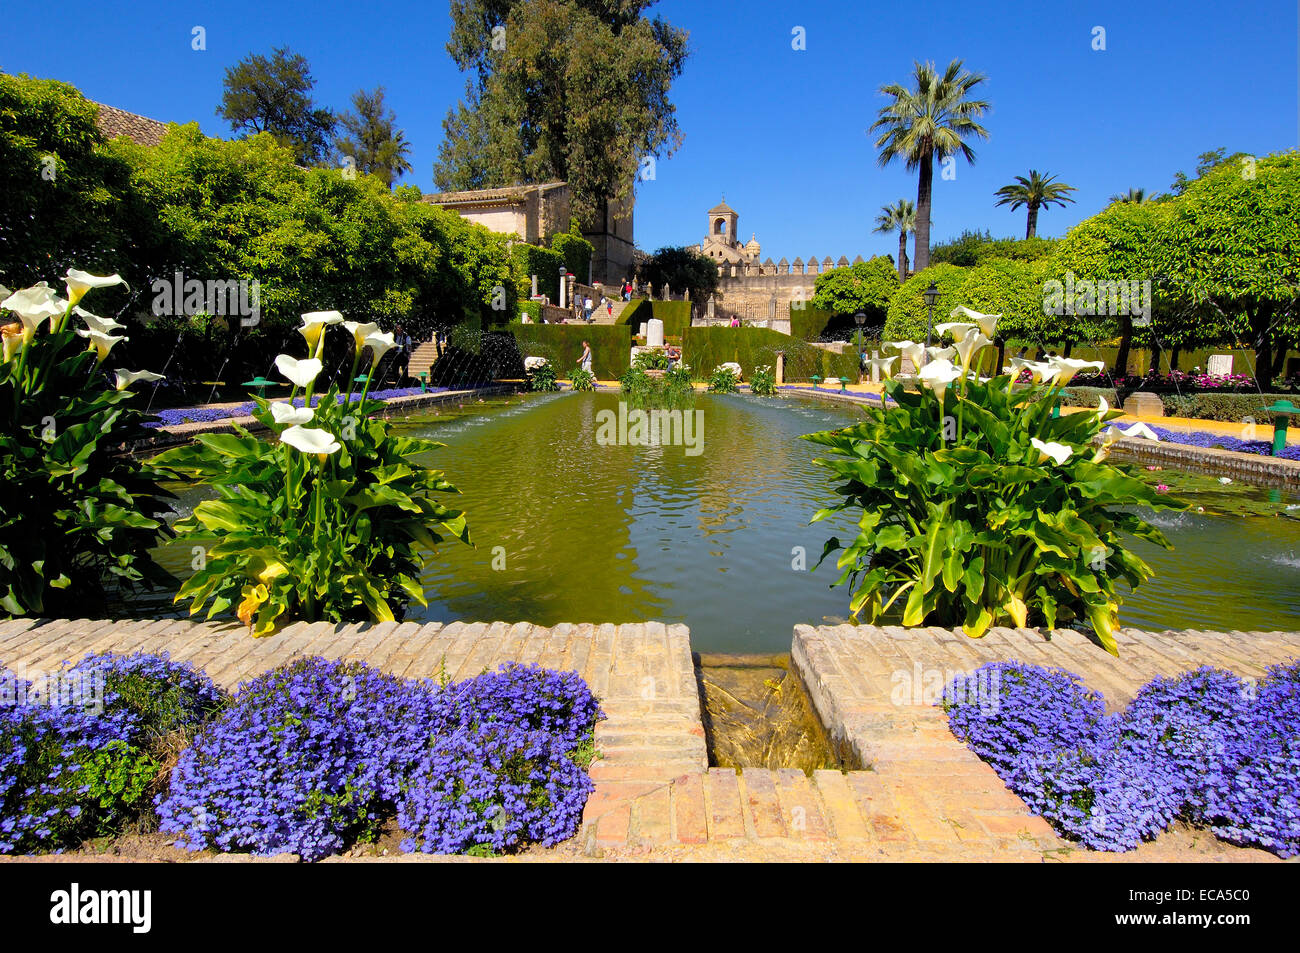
left=922, top=281, right=939, bottom=357
left=854, top=311, right=867, bottom=382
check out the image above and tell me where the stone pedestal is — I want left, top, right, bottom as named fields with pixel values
left=775, top=351, right=785, bottom=385
left=646, top=318, right=665, bottom=348
left=1122, top=393, right=1164, bottom=417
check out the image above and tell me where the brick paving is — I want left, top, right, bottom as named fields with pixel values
left=1, top=617, right=1294, bottom=862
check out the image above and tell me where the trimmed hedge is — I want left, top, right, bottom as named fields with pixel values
left=680, top=327, right=858, bottom=382
left=1160, top=392, right=1299, bottom=423
left=618, top=299, right=691, bottom=338
left=512, top=244, right=565, bottom=303
left=789, top=305, right=836, bottom=342
left=509, top=324, right=631, bottom=378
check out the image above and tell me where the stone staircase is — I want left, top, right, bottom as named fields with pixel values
left=589, top=299, right=634, bottom=325
left=410, top=341, right=440, bottom=376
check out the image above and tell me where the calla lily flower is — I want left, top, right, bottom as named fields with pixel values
left=113, top=369, right=165, bottom=391
left=2, top=282, right=66, bottom=341
left=298, top=311, right=344, bottom=352
left=917, top=358, right=963, bottom=396
left=364, top=330, right=397, bottom=365
left=281, top=425, right=341, bottom=455
left=1119, top=422, right=1161, bottom=441
left=76, top=327, right=127, bottom=362
left=865, top=354, right=897, bottom=380
left=952, top=328, right=993, bottom=369
left=885, top=340, right=927, bottom=373
left=75, top=306, right=127, bottom=335
left=64, top=269, right=127, bottom=307
left=934, top=321, right=978, bottom=340
left=1096, top=396, right=1111, bottom=419
left=949, top=305, right=1000, bottom=338
left=274, top=354, right=323, bottom=388
left=2, top=322, right=23, bottom=363
left=343, top=320, right=381, bottom=352
left=271, top=402, right=315, bottom=426
left=1031, top=438, right=1073, bottom=465
left=926, top=345, right=956, bottom=363
left=236, top=583, right=269, bottom=629
left=1047, top=356, right=1104, bottom=388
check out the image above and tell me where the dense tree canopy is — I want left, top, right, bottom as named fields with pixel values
left=811, top=257, right=899, bottom=319
left=634, top=246, right=717, bottom=303
left=433, top=0, right=689, bottom=223
left=217, top=47, right=336, bottom=165
left=333, top=87, right=413, bottom=187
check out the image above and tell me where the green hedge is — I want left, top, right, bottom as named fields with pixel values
left=508, top=324, right=631, bottom=378
left=1160, top=392, right=1298, bottom=423
left=789, top=304, right=835, bottom=341
left=517, top=300, right=541, bottom=322
left=551, top=231, right=594, bottom=281
left=512, top=244, right=565, bottom=302
left=1059, top=386, right=1120, bottom=409
left=619, top=298, right=691, bottom=338
left=680, top=327, right=858, bottom=382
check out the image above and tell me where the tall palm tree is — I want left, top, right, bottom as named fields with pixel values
left=874, top=199, right=916, bottom=280
left=1108, top=187, right=1149, bottom=204
left=870, top=59, right=990, bottom=271
left=993, top=169, right=1077, bottom=238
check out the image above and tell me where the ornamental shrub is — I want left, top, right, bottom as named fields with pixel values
left=707, top=365, right=740, bottom=394
left=750, top=364, right=778, bottom=396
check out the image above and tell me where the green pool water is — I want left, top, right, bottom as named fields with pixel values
left=152, top=391, right=1300, bottom=653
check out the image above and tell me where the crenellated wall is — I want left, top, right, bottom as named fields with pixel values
left=709, top=255, right=867, bottom=322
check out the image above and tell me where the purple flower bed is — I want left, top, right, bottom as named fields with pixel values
left=1, top=652, right=223, bottom=854
left=146, top=386, right=449, bottom=429
left=945, top=660, right=1300, bottom=855
left=1146, top=425, right=1300, bottom=461
left=156, top=658, right=602, bottom=861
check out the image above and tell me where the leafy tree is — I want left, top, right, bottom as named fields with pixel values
left=1169, top=148, right=1249, bottom=196
left=873, top=199, right=915, bottom=280
left=551, top=228, right=594, bottom=281
left=1108, top=187, right=1150, bottom=204
left=993, top=169, right=1077, bottom=238
left=217, top=47, right=336, bottom=165
left=334, top=86, right=413, bottom=187
left=955, top=257, right=1047, bottom=369
left=811, top=257, right=899, bottom=320
left=870, top=59, right=990, bottom=272
left=434, top=0, right=689, bottom=224
left=882, top=263, right=969, bottom=343
left=930, top=229, right=1056, bottom=267
left=1157, top=151, right=1300, bottom=388
left=635, top=246, right=717, bottom=303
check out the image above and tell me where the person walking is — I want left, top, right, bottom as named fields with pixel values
left=391, top=323, right=413, bottom=385
left=579, top=339, right=593, bottom=377
left=583, top=295, right=594, bottom=323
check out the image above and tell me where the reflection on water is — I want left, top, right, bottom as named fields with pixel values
left=146, top=392, right=1300, bottom=651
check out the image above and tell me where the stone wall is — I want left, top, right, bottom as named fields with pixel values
left=710, top=255, right=861, bottom=322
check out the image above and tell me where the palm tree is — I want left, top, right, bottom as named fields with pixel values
left=334, top=86, right=414, bottom=188
left=1108, top=187, right=1149, bottom=204
left=874, top=199, right=916, bottom=280
left=870, top=59, right=990, bottom=271
left=993, top=169, right=1077, bottom=238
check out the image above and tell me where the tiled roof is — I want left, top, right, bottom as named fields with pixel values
left=93, top=102, right=168, bottom=147
left=423, top=182, right=566, bottom=206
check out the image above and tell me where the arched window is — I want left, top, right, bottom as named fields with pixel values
left=714, top=218, right=727, bottom=237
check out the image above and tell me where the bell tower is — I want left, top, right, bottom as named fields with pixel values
left=708, top=198, right=739, bottom=247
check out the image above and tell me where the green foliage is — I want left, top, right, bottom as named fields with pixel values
left=217, top=46, right=336, bottom=165
left=509, top=324, right=631, bottom=377
left=620, top=300, right=692, bottom=339
left=528, top=360, right=559, bottom=391
left=810, top=257, right=899, bottom=319
left=883, top=264, right=970, bottom=341
left=619, top=365, right=693, bottom=409
left=1159, top=391, right=1299, bottom=423
left=707, top=365, right=740, bottom=394
left=789, top=304, right=836, bottom=342
left=750, top=364, right=778, bottom=396
left=803, top=353, right=1177, bottom=655
left=633, top=350, right=670, bottom=371
left=79, top=741, right=160, bottom=833
left=681, top=327, right=858, bottom=383
left=569, top=366, right=596, bottom=391
left=0, top=278, right=175, bottom=617
left=517, top=300, right=541, bottom=322
left=333, top=86, right=413, bottom=187
left=636, top=247, right=719, bottom=304
left=434, top=0, right=688, bottom=223
left=513, top=243, right=565, bottom=302
left=931, top=229, right=1059, bottom=267
left=550, top=230, right=594, bottom=282
left=151, top=326, right=471, bottom=635
left=956, top=257, right=1050, bottom=345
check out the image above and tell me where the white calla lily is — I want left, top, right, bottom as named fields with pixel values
left=274, top=354, right=323, bottom=388
left=271, top=402, right=315, bottom=426
left=64, top=269, right=127, bottom=307
left=949, top=305, right=1000, bottom=338
left=934, top=321, right=978, bottom=340
left=885, top=340, right=927, bottom=372
left=76, top=327, right=127, bottom=362
left=298, top=311, right=344, bottom=352
left=75, top=306, right=127, bottom=335
left=926, top=345, right=956, bottom=363
left=865, top=354, right=897, bottom=380
left=364, top=330, right=397, bottom=364
left=1119, top=422, right=1161, bottom=441
left=280, top=425, right=341, bottom=456
left=343, top=320, right=381, bottom=352
left=112, top=369, right=164, bottom=391
left=1030, top=438, right=1073, bottom=465
left=2, top=322, right=23, bottom=362
left=2, top=282, right=67, bottom=340
left=1047, top=356, right=1104, bottom=388
left=917, top=358, right=963, bottom=396
left=1096, top=396, right=1110, bottom=419
left=952, top=328, right=993, bottom=369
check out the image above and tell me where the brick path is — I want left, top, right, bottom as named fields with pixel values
left=1, top=617, right=1294, bottom=862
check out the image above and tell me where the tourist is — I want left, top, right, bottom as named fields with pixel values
left=579, top=340, right=593, bottom=376
left=391, top=324, right=413, bottom=385
left=621, top=279, right=632, bottom=301
left=583, top=295, right=594, bottom=323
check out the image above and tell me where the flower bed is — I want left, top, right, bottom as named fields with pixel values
left=2, top=653, right=602, bottom=860
left=147, top=386, right=448, bottom=428
left=944, top=660, right=1300, bottom=856
left=1146, top=425, right=1300, bottom=461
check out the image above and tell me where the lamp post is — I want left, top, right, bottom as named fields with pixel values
left=1263, top=400, right=1299, bottom=457
left=922, top=281, right=939, bottom=361
left=854, top=311, right=867, bottom=383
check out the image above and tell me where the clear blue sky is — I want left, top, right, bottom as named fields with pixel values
left=4, top=0, right=1296, bottom=261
